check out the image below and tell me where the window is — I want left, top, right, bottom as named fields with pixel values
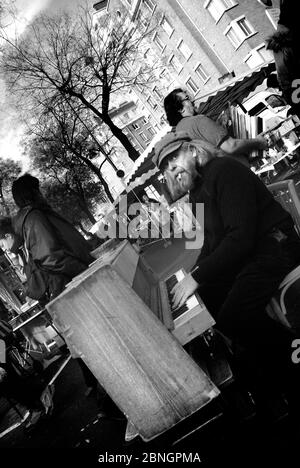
left=132, top=122, right=140, bottom=130
left=122, top=62, right=131, bottom=74
left=139, top=132, right=148, bottom=141
left=143, top=48, right=151, bottom=59
left=160, top=114, right=167, bottom=125
left=153, top=33, right=165, bottom=52
left=186, top=77, right=199, bottom=95
left=244, top=52, right=263, bottom=69
left=225, top=16, right=256, bottom=49
left=147, top=95, right=158, bottom=110
left=161, top=16, right=174, bottom=37
left=143, top=0, right=156, bottom=13
left=136, top=10, right=149, bottom=30
left=148, top=127, right=156, bottom=136
left=205, top=0, right=237, bottom=22
left=237, top=17, right=252, bottom=36
left=177, top=40, right=192, bottom=60
left=244, top=44, right=273, bottom=69
left=195, top=63, right=210, bottom=83
left=256, top=44, right=273, bottom=62
left=153, top=86, right=163, bottom=100
left=135, top=82, right=144, bottom=94
left=145, top=185, right=160, bottom=201
left=169, top=55, right=183, bottom=73
left=159, top=68, right=171, bottom=82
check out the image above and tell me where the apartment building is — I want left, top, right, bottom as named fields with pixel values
left=109, top=99, right=160, bottom=152
left=92, top=0, right=281, bottom=196
left=94, top=0, right=280, bottom=103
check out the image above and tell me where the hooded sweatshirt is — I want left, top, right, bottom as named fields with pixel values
left=13, top=202, right=93, bottom=299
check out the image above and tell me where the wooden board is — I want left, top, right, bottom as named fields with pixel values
left=46, top=264, right=219, bottom=441
left=68, top=240, right=139, bottom=288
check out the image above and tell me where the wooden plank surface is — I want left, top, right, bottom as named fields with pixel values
left=46, top=264, right=219, bottom=441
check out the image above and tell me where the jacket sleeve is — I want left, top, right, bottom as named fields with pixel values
left=24, top=210, right=82, bottom=277
left=191, top=163, right=257, bottom=284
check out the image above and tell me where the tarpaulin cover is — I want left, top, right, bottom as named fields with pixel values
left=197, top=61, right=276, bottom=120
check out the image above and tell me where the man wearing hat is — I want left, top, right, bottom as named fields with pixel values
left=153, top=131, right=300, bottom=414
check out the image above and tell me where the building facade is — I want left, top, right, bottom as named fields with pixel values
left=95, top=0, right=280, bottom=102
left=92, top=0, right=280, bottom=197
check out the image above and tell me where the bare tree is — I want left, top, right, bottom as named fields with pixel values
left=24, top=99, right=120, bottom=202
left=25, top=124, right=108, bottom=228
left=0, top=4, right=163, bottom=162
left=41, top=165, right=105, bottom=229
left=0, top=158, right=22, bottom=216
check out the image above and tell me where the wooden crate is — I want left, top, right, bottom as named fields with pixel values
left=46, top=264, right=219, bottom=441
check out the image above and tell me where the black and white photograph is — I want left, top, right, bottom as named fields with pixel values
left=0, top=0, right=299, bottom=464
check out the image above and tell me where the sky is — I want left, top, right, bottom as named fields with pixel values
left=0, top=0, right=85, bottom=166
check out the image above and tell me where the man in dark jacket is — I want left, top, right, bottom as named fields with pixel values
left=11, top=174, right=99, bottom=393
left=12, top=175, right=94, bottom=301
left=11, top=174, right=122, bottom=415
left=153, top=132, right=300, bottom=413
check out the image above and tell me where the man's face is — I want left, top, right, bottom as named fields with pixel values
left=162, top=147, right=197, bottom=200
left=0, top=233, right=14, bottom=253
left=177, top=92, right=196, bottom=118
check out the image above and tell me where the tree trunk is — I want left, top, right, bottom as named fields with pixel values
left=72, top=150, right=115, bottom=203
left=70, top=91, right=140, bottom=162
left=102, top=114, right=140, bottom=162
left=95, top=171, right=115, bottom=203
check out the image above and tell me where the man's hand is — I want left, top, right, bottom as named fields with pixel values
left=171, top=273, right=199, bottom=310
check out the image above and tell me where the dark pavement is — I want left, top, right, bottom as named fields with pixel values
left=0, top=357, right=128, bottom=449
left=1, top=353, right=300, bottom=466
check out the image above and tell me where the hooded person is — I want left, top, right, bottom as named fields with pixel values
left=11, top=174, right=101, bottom=393
left=11, top=174, right=123, bottom=413
left=12, top=174, right=94, bottom=302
